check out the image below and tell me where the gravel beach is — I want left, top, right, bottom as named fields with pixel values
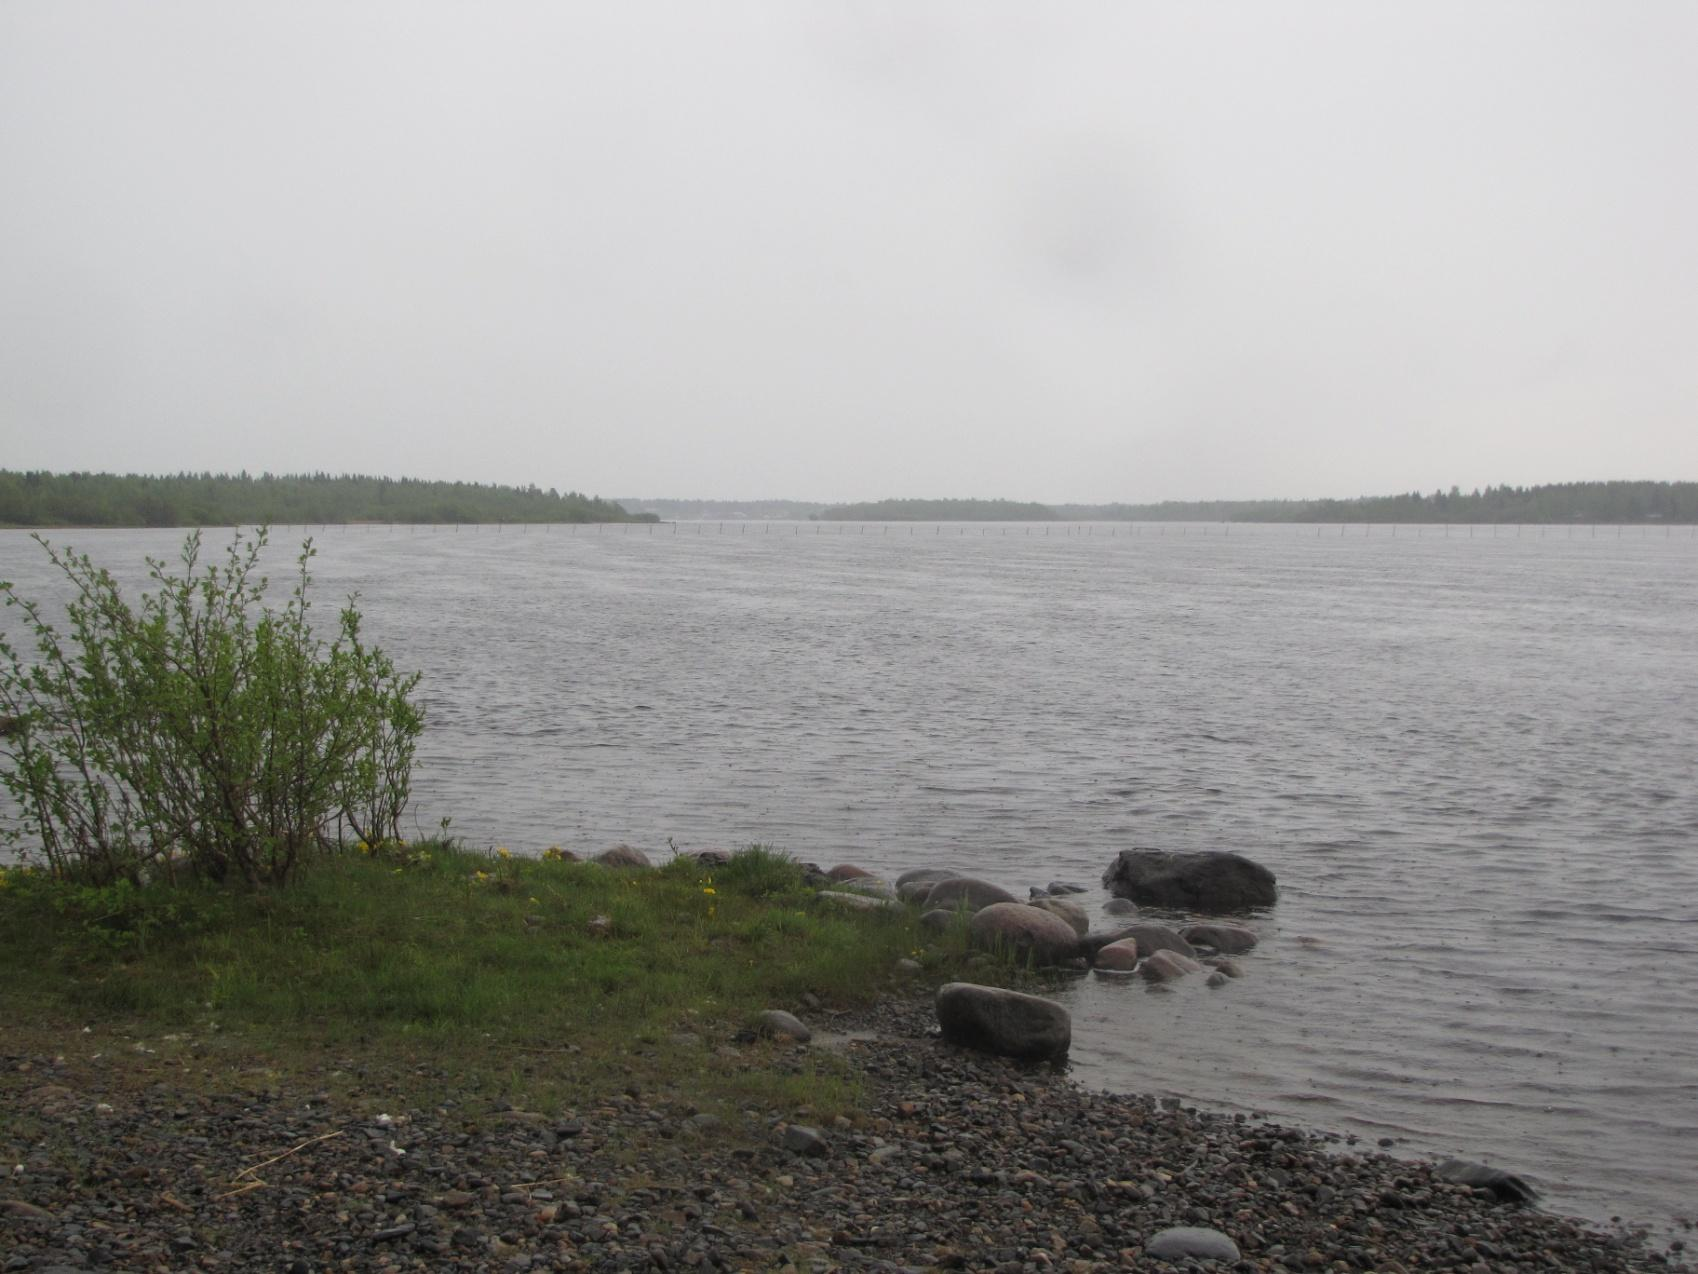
left=3, top=997, right=1688, bottom=1273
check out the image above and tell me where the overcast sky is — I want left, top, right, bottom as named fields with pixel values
left=2, top=3, right=1694, bottom=504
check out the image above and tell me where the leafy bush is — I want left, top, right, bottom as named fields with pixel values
left=0, top=528, right=422, bottom=887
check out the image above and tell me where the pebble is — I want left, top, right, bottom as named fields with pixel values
left=0, top=999, right=1685, bottom=1274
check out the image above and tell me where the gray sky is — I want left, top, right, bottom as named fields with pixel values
left=2, top=2, right=1694, bottom=503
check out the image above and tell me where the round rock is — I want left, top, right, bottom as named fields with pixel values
left=1145, top=1226, right=1241, bottom=1261
left=935, top=982, right=1071, bottom=1062
left=924, top=876, right=1019, bottom=913
left=1026, top=896, right=1089, bottom=937
left=968, top=902, right=1081, bottom=965
left=594, top=844, right=652, bottom=869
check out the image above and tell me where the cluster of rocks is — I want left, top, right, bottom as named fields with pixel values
left=3, top=999, right=1686, bottom=1272
left=813, top=852, right=1270, bottom=1000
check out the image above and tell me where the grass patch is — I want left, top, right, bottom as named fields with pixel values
left=0, top=844, right=993, bottom=1118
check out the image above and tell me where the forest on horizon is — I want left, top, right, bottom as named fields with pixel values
left=0, top=471, right=657, bottom=528
left=3, top=473, right=1694, bottom=528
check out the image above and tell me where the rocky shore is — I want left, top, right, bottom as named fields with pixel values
left=3, top=997, right=1687, bottom=1273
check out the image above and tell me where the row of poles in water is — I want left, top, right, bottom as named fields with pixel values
left=288, top=521, right=1696, bottom=537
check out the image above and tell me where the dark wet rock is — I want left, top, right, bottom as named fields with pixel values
left=594, top=844, right=653, bottom=869
left=1103, top=896, right=1138, bottom=916
left=895, top=867, right=960, bottom=889
left=826, top=863, right=875, bottom=882
left=1103, top=848, right=1277, bottom=912
left=1182, top=922, right=1259, bottom=954
left=923, top=877, right=1019, bottom=913
left=1026, top=895, right=1088, bottom=937
left=1437, top=1158, right=1540, bottom=1203
left=1146, top=1224, right=1242, bottom=1261
left=757, top=1010, right=811, bottom=1042
left=967, top=902, right=1080, bottom=965
left=936, top=982, right=1071, bottom=1061
left=1140, top=949, right=1205, bottom=981
left=1045, top=880, right=1088, bottom=895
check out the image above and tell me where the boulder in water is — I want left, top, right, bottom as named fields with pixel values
left=1102, top=849, right=1276, bottom=912
left=1435, top=1159, right=1539, bottom=1204
left=1181, top=923, right=1259, bottom=954
left=1093, top=938, right=1140, bottom=971
left=1140, top=949, right=1205, bottom=982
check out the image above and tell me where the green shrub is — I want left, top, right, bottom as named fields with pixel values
left=0, top=528, right=421, bottom=887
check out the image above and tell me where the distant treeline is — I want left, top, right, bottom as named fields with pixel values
left=815, top=498, right=1058, bottom=522
left=1058, top=482, right=1698, bottom=524
left=0, top=471, right=657, bottom=528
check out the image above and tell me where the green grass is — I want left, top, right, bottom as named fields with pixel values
left=0, top=843, right=989, bottom=1118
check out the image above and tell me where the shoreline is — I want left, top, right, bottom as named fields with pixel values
left=4, top=995, right=1687, bottom=1273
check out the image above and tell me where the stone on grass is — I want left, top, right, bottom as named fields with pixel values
left=899, top=879, right=943, bottom=903
left=781, top=1124, right=829, bottom=1156
left=924, top=877, right=1019, bottom=913
left=1092, top=938, right=1140, bottom=971
left=1145, top=1225, right=1241, bottom=1261
left=594, top=844, right=653, bottom=869
left=1102, top=849, right=1276, bottom=912
left=1181, top=923, right=1259, bottom=954
left=1140, top=949, right=1205, bottom=982
left=1027, top=895, right=1089, bottom=936
left=969, top=902, right=1081, bottom=965
left=833, top=876, right=897, bottom=899
left=936, top=982, right=1071, bottom=1062
left=817, top=890, right=902, bottom=914
left=919, top=908, right=958, bottom=934
left=758, top=1010, right=812, bottom=1042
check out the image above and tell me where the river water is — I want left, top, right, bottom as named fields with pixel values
left=4, top=521, right=1696, bottom=1241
